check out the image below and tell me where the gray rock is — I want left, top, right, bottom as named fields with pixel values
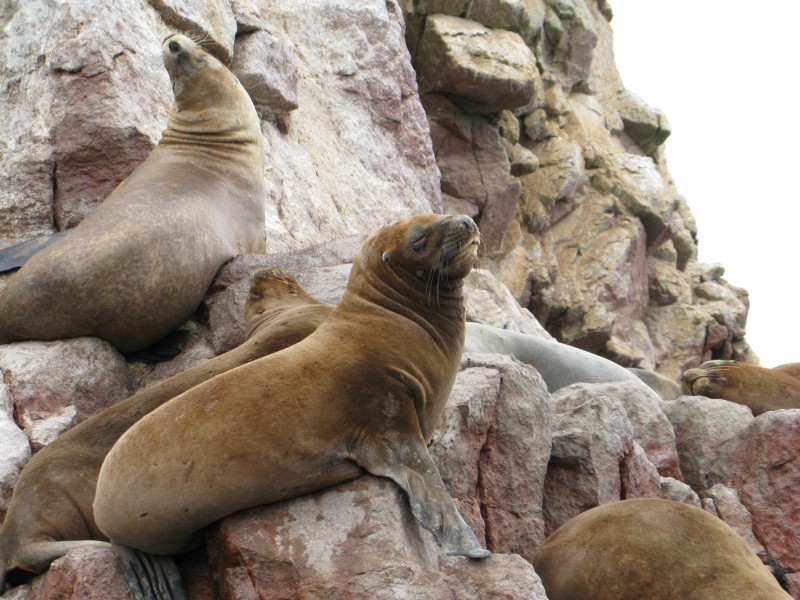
left=230, top=29, right=299, bottom=119
left=662, top=396, right=753, bottom=490
left=416, top=15, right=538, bottom=113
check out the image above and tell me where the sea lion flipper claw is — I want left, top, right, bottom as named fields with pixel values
left=355, top=435, right=491, bottom=559
left=112, top=543, right=187, bottom=600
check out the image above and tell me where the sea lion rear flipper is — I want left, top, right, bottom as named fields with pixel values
left=112, top=543, right=187, bottom=600
left=354, top=435, right=491, bottom=559
left=0, top=232, right=67, bottom=272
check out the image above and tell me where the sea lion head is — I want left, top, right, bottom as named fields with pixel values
left=680, top=359, right=737, bottom=396
left=161, top=33, right=255, bottom=123
left=245, top=267, right=321, bottom=323
left=362, top=214, right=481, bottom=290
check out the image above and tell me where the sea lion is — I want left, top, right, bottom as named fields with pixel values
left=93, top=214, right=489, bottom=562
left=533, top=498, right=791, bottom=600
left=0, top=34, right=265, bottom=353
left=681, top=360, right=800, bottom=415
left=463, top=323, right=662, bottom=400
left=0, top=267, right=329, bottom=590
left=628, top=367, right=683, bottom=400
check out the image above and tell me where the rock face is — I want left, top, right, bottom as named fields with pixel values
left=2, top=0, right=798, bottom=599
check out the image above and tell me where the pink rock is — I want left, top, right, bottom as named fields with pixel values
left=27, top=546, right=134, bottom=600
left=426, top=95, right=522, bottom=252
left=620, top=442, right=662, bottom=499
left=709, top=410, right=800, bottom=573
left=701, top=483, right=766, bottom=559
left=0, top=382, right=30, bottom=522
left=207, top=475, right=546, bottom=599
left=0, top=339, right=130, bottom=447
left=662, top=396, right=753, bottom=490
left=544, top=384, right=634, bottom=534
left=231, top=30, right=299, bottom=119
left=431, top=353, right=551, bottom=560
left=657, top=477, right=701, bottom=507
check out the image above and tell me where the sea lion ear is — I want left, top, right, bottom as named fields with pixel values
left=382, top=251, right=390, bottom=263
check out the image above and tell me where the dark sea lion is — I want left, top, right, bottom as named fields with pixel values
left=0, top=34, right=266, bottom=353
left=533, top=498, right=791, bottom=600
left=681, top=359, right=800, bottom=415
left=0, top=267, right=329, bottom=590
left=94, top=214, right=489, bottom=562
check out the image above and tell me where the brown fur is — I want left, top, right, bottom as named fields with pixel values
left=0, top=267, right=329, bottom=589
left=681, top=360, right=800, bottom=415
left=0, top=34, right=265, bottom=353
left=533, top=499, right=791, bottom=600
left=94, top=214, right=490, bottom=559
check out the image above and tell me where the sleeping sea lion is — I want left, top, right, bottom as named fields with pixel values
left=681, top=359, right=800, bottom=415
left=533, top=498, right=791, bottom=600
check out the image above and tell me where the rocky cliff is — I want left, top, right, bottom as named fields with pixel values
left=1, top=0, right=796, bottom=598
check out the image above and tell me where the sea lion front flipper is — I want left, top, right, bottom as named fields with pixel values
left=112, top=543, right=187, bottom=600
left=354, top=434, right=491, bottom=559
left=0, top=232, right=67, bottom=272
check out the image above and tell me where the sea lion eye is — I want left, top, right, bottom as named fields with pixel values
left=382, top=251, right=390, bottom=263
left=407, top=226, right=429, bottom=252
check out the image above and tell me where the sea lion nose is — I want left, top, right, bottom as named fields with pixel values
left=168, top=40, right=180, bottom=54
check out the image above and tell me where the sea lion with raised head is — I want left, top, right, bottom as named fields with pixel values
left=0, top=33, right=265, bottom=353
left=533, top=498, right=791, bottom=600
left=0, top=268, right=330, bottom=590
left=681, top=359, right=800, bottom=415
left=94, top=214, right=489, bottom=563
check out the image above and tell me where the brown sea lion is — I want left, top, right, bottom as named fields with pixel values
left=0, top=267, right=330, bottom=590
left=94, top=214, right=489, bottom=561
left=533, top=498, right=791, bottom=600
left=681, top=360, right=800, bottom=415
left=0, top=34, right=265, bottom=353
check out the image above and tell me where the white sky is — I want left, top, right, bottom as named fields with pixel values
left=609, top=1, right=800, bottom=367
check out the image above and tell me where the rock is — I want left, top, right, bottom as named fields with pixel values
left=230, top=29, right=299, bottom=119
left=532, top=193, right=651, bottom=368
left=657, top=476, right=701, bottom=506
left=467, top=0, right=546, bottom=36
left=415, top=15, right=539, bottom=113
left=620, top=442, right=662, bottom=499
left=258, top=0, right=441, bottom=252
left=207, top=475, right=547, bottom=599
left=543, top=384, right=634, bottom=534
left=615, top=89, right=671, bottom=155
left=465, top=269, right=553, bottom=338
left=425, top=95, right=521, bottom=251
left=608, top=153, right=675, bottom=247
left=662, top=396, right=753, bottom=490
left=539, top=0, right=598, bottom=90
left=0, top=338, right=131, bottom=448
left=0, top=382, right=30, bottom=522
left=432, top=354, right=552, bottom=559
left=27, top=546, right=134, bottom=600
left=0, top=2, right=170, bottom=237
left=519, top=135, right=584, bottom=229
left=582, top=381, right=681, bottom=478
left=708, top=409, right=800, bottom=572
left=701, top=483, right=766, bottom=559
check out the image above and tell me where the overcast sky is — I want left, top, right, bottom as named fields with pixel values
left=608, top=1, right=800, bottom=368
